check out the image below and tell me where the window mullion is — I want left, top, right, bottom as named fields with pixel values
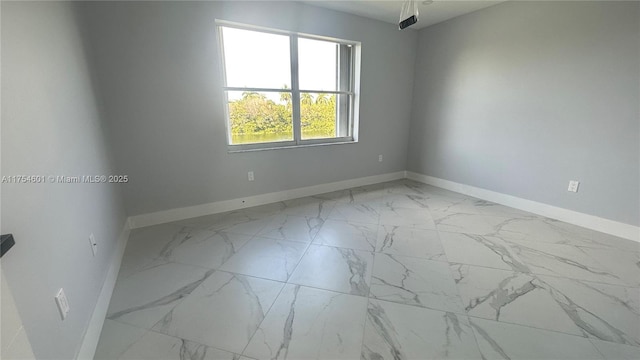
left=337, top=44, right=351, bottom=137
left=290, top=34, right=301, bottom=144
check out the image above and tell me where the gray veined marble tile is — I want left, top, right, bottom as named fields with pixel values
left=242, top=202, right=288, bottom=218
left=123, top=330, right=241, bottom=360
left=96, top=320, right=242, bottom=360
left=167, top=231, right=252, bottom=270
left=120, top=224, right=252, bottom=276
left=107, top=262, right=214, bottom=329
left=243, top=284, right=368, bottom=360
left=354, top=182, right=389, bottom=191
left=552, top=222, right=640, bottom=252
left=380, top=193, right=430, bottom=210
left=174, top=210, right=270, bottom=236
left=433, top=211, right=514, bottom=236
left=311, top=189, right=350, bottom=201
left=277, top=196, right=336, bottom=219
left=288, top=244, right=373, bottom=296
left=378, top=207, right=436, bottom=229
left=470, top=317, right=604, bottom=360
left=216, top=216, right=272, bottom=236
left=577, top=247, right=640, bottom=287
left=375, top=225, right=446, bottom=260
left=591, top=339, right=640, bottom=360
left=328, top=202, right=381, bottom=224
left=98, top=180, right=640, bottom=359
left=256, top=214, right=323, bottom=243
left=370, top=253, right=464, bottom=313
left=328, top=185, right=385, bottom=204
left=427, top=185, right=474, bottom=198
left=313, top=219, right=378, bottom=251
left=537, top=275, right=640, bottom=347
left=119, top=224, right=208, bottom=277
left=362, top=299, right=481, bottom=360
left=450, top=264, right=584, bottom=336
left=383, top=180, right=429, bottom=195
left=219, top=237, right=308, bottom=282
left=495, top=216, right=640, bottom=251
left=426, top=195, right=531, bottom=219
left=425, top=194, right=489, bottom=213
left=476, top=203, right=535, bottom=218
left=505, top=238, right=628, bottom=286
left=152, top=271, right=284, bottom=354
left=94, top=320, right=148, bottom=360
left=439, top=232, right=529, bottom=272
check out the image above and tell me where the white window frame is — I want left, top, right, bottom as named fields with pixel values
left=216, top=20, right=361, bottom=152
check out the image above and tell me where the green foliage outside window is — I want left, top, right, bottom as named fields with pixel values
left=229, top=89, right=337, bottom=141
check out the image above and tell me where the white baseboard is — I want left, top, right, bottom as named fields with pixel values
left=129, top=171, right=406, bottom=229
left=76, top=220, right=131, bottom=360
left=407, top=172, right=640, bottom=243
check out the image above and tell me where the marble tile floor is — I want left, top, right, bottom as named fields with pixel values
left=94, top=179, right=640, bottom=360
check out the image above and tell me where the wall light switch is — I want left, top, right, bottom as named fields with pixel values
left=378, top=155, right=383, bottom=162
left=55, top=288, right=70, bottom=320
left=568, top=180, right=580, bottom=193
left=248, top=171, right=254, bottom=181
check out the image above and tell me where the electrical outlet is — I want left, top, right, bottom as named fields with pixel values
left=55, top=288, right=70, bottom=320
left=568, top=180, right=580, bottom=193
left=378, top=155, right=383, bottom=162
left=248, top=171, right=254, bottom=181
left=89, top=233, right=97, bottom=256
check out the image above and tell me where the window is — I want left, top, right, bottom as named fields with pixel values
left=218, top=22, right=360, bottom=151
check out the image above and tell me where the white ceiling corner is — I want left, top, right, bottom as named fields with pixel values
left=302, top=0, right=508, bottom=29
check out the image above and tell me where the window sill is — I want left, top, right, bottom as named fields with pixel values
left=227, top=139, right=358, bottom=153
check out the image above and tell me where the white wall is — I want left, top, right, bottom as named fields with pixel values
left=1, top=2, right=127, bottom=358
left=408, top=1, right=640, bottom=226
left=1, top=272, right=35, bottom=359
left=75, top=1, right=418, bottom=217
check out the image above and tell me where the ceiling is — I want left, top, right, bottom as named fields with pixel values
left=303, top=0, right=507, bottom=29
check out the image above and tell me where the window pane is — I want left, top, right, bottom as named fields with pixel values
left=300, top=92, right=337, bottom=140
left=298, top=38, right=337, bottom=91
left=227, top=91, right=293, bottom=144
left=222, top=27, right=291, bottom=89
